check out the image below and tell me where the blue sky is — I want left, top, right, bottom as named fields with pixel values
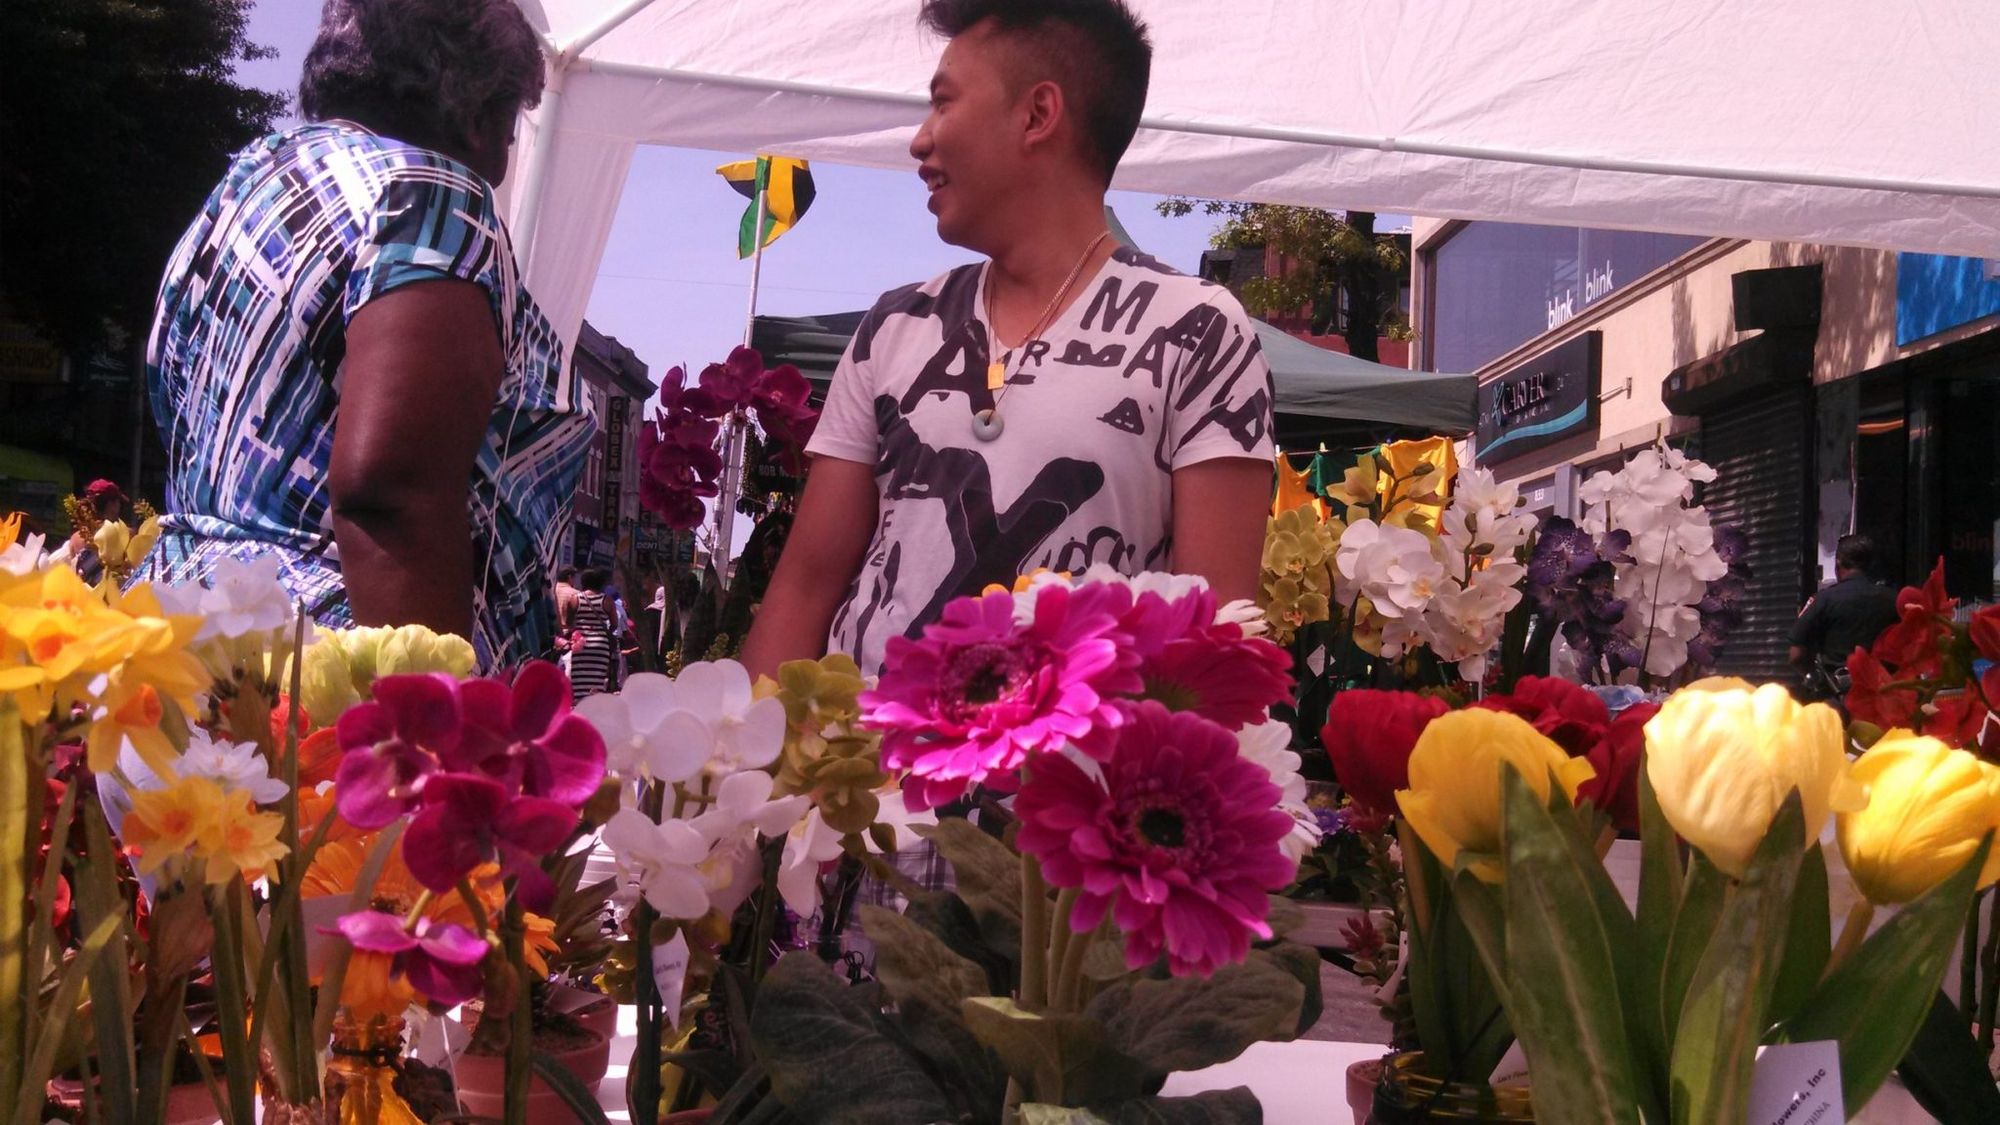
left=235, top=2, right=1243, bottom=399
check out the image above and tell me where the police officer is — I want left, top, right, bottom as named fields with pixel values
left=1790, top=534, right=1899, bottom=699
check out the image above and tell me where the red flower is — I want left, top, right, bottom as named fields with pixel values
left=1972, top=605, right=2000, bottom=664
left=1847, top=648, right=1918, bottom=729
left=1472, top=676, right=1609, bottom=757
left=1580, top=702, right=1658, bottom=833
left=1924, top=692, right=1989, bottom=750
left=1320, top=690, right=1450, bottom=816
left=1873, top=561, right=1955, bottom=676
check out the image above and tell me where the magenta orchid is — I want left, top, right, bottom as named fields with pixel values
left=634, top=346, right=822, bottom=531
left=330, top=910, right=490, bottom=1007
left=332, top=662, right=606, bottom=911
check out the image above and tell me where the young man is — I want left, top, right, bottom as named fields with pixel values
left=741, top=0, right=1274, bottom=680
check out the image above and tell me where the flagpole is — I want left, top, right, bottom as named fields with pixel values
left=711, top=180, right=769, bottom=591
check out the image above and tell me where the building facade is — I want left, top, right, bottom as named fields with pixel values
left=1415, top=218, right=2000, bottom=683
left=568, top=321, right=652, bottom=574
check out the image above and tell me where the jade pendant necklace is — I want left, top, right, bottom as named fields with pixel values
left=972, top=230, right=1111, bottom=442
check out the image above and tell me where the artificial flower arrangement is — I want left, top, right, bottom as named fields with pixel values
left=1524, top=445, right=1751, bottom=686
left=1387, top=677, right=2000, bottom=1122
left=0, top=537, right=347, bottom=1124
left=572, top=566, right=1326, bottom=1124
left=634, top=346, right=818, bottom=531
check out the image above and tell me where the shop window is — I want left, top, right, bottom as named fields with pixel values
left=1427, top=222, right=1705, bottom=373
left=1935, top=371, right=2000, bottom=601
left=1851, top=375, right=1909, bottom=587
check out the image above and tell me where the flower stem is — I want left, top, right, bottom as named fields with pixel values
left=402, top=888, right=436, bottom=930
left=1977, top=887, right=2000, bottom=1051
left=630, top=782, right=665, bottom=1125
left=454, top=877, right=492, bottom=937
left=1052, top=908, right=1108, bottom=1013
left=502, top=891, right=531, bottom=1125
left=1046, top=887, right=1079, bottom=996
left=1019, top=852, right=1050, bottom=1011
left=1825, top=899, right=1876, bottom=978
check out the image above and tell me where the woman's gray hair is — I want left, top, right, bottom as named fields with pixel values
left=299, top=0, right=545, bottom=151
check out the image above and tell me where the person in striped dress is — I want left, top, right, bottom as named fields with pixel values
left=136, top=0, right=592, bottom=670
left=567, top=568, right=620, bottom=702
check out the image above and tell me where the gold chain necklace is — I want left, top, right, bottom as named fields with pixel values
left=972, top=230, right=1112, bottom=442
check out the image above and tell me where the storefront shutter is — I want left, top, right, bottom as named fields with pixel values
left=1695, top=386, right=1814, bottom=684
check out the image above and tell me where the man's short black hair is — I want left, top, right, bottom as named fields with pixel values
left=1836, top=534, right=1876, bottom=574
left=920, top=0, right=1152, bottom=184
left=579, top=567, right=611, bottom=592
left=557, top=566, right=578, bottom=582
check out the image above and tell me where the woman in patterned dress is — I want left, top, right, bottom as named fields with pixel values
left=137, top=0, right=591, bottom=670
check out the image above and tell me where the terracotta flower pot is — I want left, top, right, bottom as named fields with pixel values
left=1347, top=1056, right=1384, bottom=1125
left=547, top=982, right=620, bottom=1042
left=453, top=1026, right=611, bottom=1123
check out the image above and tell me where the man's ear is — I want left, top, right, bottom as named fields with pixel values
left=1021, top=78, right=1067, bottom=154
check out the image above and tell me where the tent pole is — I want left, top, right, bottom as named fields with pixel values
left=575, top=58, right=2000, bottom=203
left=711, top=182, right=769, bottom=591
left=560, top=0, right=662, bottom=58
left=509, top=63, right=566, bottom=272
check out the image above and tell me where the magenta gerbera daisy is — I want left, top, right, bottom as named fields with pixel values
left=861, top=584, right=1141, bottom=811
left=1111, top=585, right=1294, bottom=731
left=1014, top=701, right=1297, bottom=977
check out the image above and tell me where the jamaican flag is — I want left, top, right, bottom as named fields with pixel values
left=717, top=155, right=816, bottom=258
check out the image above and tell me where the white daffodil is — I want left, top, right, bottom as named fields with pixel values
left=195, top=554, right=298, bottom=641
left=0, top=531, right=49, bottom=576
left=575, top=673, right=712, bottom=782
left=601, top=808, right=714, bottom=920
left=178, top=728, right=289, bottom=804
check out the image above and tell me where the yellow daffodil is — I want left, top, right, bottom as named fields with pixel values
left=198, top=794, right=290, bottom=885
left=127, top=515, right=161, bottom=563
left=1395, top=709, right=1595, bottom=882
left=1837, top=731, right=2000, bottom=905
left=92, top=519, right=131, bottom=567
left=1644, top=678, right=1865, bottom=878
left=86, top=678, right=176, bottom=776
left=1, top=511, right=24, bottom=548
left=124, top=776, right=228, bottom=877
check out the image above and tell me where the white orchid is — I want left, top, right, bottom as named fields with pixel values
left=601, top=808, right=714, bottom=920
left=1578, top=446, right=1733, bottom=679
left=1336, top=520, right=1446, bottom=619
left=671, top=661, right=788, bottom=775
left=776, top=810, right=848, bottom=917
left=575, top=673, right=713, bottom=782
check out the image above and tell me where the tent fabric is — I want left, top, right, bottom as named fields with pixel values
left=508, top=0, right=2000, bottom=353
left=750, top=310, right=1478, bottom=433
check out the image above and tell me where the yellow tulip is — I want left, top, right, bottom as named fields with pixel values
left=1837, top=731, right=2000, bottom=905
left=1395, top=709, right=1596, bottom=882
left=1644, top=679, right=1865, bottom=878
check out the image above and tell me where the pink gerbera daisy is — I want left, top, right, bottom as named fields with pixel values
left=1014, top=701, right=1297, bottom=977
left=1111, top=585, right=1294, bottom=732
left=861, top=584, right=1141, bottom=811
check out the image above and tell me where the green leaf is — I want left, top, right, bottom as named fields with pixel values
left=1082, top=934, right=1134, bottom=982
left=913, top=819, right=1024, bottom=961
left=748, top=952, right=954, bottom=1125
left=1264, top=895, right=1307, bottom=939
left=75, top=801, right=136, bottom=1123
left=1257, top=940, right=1325, bottom=1038
left=12, top=912, right=123, bottom=1125
left=1083, top=949, right=1304, bottom=1079
left=858, top=905, right=1008, bottom=1121
left=902, top=889, right=1015, bottom=995
left=1022, top=1106, right=1115, bottom=1125
left=1494, top=766, right=1643, bottom=1125
left=1893, top=990, right=2000, bottom=1125
left=1658, top=848, right=1727, bottom=1051
left=1401, top=826, right=1508, bottom=1079
left=1766, top=843, right=1831, bottom=1029
left=1445, top=871, right=1515, bottom=1073
left=961, top=996, right=1148, bottom=1106
left=0, top=706, right=28, bottom=1115
left=861, top=904, right=992, bottom=1013
left=1782, top=836, right=1992, bottom=1111
left=1101, top=1088, right=1263, bottom=1124
left=1668, top=792, right=1805, bottom=1125
left=1633, top=766, right=1683, bottom=1108
left=532, top=1050, right=616, bottom=1124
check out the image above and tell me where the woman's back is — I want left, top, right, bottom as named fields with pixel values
left=142, top=120, right=592, bottom=668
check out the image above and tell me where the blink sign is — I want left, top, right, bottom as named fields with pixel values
left=1476, top=332, right=1601, bottom=464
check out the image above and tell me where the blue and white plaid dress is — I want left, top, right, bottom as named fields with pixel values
left=140, top=121, right=592, bottom=669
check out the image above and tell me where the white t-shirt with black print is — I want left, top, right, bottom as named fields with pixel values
left=805, top=246, right=1276, bottom=674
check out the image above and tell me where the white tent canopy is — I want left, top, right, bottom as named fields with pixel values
left=507, top=0, right=2000, bottom=353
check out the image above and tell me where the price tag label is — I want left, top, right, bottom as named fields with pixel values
left=1747, top=1040, right=1843, bottom=1125
left=652, top=931, right=691, bottom=1030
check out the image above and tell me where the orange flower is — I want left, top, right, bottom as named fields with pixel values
left=305, top=835, right=555, bottom=975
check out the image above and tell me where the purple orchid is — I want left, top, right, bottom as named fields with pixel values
left=332, top=910, right=489, bottom=1007
left=402, top=772, right=577, bottom=912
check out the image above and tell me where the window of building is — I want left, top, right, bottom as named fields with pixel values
left=1427, top=222, right=1706, bottom=373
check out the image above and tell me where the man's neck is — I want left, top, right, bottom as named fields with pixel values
left=981, top=191, right=1114, bottom=341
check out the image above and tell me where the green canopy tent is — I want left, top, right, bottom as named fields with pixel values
left=749, top=308, right=1476, bottom=449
